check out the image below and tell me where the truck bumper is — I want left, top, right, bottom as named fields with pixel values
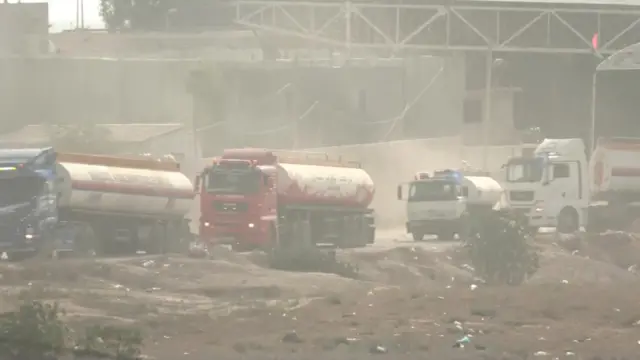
left=528, top=213, right=555, bottom=227
left=200, top=227, right=267, bottom=250
left=407, top=219, right=463, bottom=235
left=0, top=235, right=38, bottom=254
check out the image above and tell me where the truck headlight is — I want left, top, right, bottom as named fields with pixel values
left=25, top=225, right=35, bottom=239
left=248, top=223, right=255, bottom=228
left=534, top=201, right=544, bottom=213
left=203, top=222, right=210, bottom=227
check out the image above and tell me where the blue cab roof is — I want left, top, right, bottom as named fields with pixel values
left=0, top=147, right=52, bottom=161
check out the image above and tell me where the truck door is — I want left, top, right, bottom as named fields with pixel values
left=547, top=162, right=582, bottom=223
left=262, top=173, right=277, bottom=224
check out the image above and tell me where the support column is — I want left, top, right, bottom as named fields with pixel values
left=481, top=49, right=493, bottom=170
left=589, top=71, right=597, bottom=156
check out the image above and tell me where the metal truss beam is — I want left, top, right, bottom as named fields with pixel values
left=234, top=1, right=640, bottom=55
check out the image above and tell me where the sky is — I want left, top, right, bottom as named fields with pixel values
left=21, top=0, right=105, bottom=32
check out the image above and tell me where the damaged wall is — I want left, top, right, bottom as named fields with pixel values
left=0, top=53, right=465, bottom=150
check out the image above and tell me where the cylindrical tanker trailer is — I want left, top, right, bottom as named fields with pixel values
left=275, top=163, right=375, bottom=209
left=54, top=153, right=194, bottom=255
left=463, top=176, right=505, bottom=207
left=195, top=148, right=376, bottom=251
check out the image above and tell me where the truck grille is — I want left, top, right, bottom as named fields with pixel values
left=213, top=201, right=248, bottom=213
left=510, top=191, right=534, bottom=202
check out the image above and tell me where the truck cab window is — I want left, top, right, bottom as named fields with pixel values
left=552, top=164, right=570, bottom=179
left=207, top=168, right=260, bottom=194
left=506, top=158, right=544, bottom=183
left=408, top=181, right=457, bottom=202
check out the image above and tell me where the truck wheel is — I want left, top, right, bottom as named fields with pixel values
left=31, top=230, right=57, bottom=260
left=557, top=208, right=579, bottom=234
left=412, top=233, right=425, bottom=241
left=74, top=224, right=99, bottom=257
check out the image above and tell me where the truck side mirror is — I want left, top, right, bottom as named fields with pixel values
left=397, top=185, right=403, bottom=200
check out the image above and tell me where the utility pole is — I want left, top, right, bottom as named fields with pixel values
left=481, top=50, right=493, bottom=170
left=76, top=0, right=84, bottom=29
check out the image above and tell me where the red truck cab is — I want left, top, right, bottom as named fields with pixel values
left=196, top=152, right=277, bottom=251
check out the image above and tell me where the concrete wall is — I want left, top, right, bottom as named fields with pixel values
left=0, top=57, right=195, bottom=130
left=196, top=54, right=466, bottom=155
left=464, top=88, right=522, bottom=145
left=0, top=53, right=466, bottom=149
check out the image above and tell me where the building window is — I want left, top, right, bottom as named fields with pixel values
left=463, top=98, right=483, bottom=124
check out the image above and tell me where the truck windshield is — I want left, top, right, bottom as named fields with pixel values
left=506, top=158, right=544, bottom=183
left=408, top=181, right=458, bottom=202
left=0, top=176, right=41, bottom=207
left=206, top=169, right=260, bottom=195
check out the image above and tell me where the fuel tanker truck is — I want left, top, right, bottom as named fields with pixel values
left=195, top=148, right=376, bottom=251
left=0, top=147, right=193, bottom=259
left=397, top=169, right=507, bottom=241
left=502, top=137, right=640, bottom=234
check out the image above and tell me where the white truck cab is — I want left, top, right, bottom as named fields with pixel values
left=398, top=170, right=504, bottom=241
left=503, top=138, right=590, bottom=233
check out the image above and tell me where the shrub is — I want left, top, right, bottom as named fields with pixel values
left=467, top=209, right=539, bottom=285
left=0, top=300, right=144, bottom=360
left=76, top=325, right=143, bottom=360
left=0, top=301, right=69, bottom=359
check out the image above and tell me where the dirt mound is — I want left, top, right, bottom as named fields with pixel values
left=4, top=240, right=640, bottom=359
left=538, top=232, right=640, bottom=283
left=345, top=246, right=474, bottom=285
left=145, top=280, right=640, bottom=360
left=0, top=253, right=364, bottom=327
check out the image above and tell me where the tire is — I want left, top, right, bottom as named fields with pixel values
left=412, top=232, right=425, bottom=241
left=73, top=224, right=99, bottom=257
left=260, top=225, right=278, bottom=252
left=557, top=208, right=579, bottom=234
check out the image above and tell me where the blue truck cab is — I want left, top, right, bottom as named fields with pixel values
left=0, top=147, right=58, bottom=258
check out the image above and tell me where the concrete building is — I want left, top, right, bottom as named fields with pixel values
left=0, top=2, right=49, bottom=56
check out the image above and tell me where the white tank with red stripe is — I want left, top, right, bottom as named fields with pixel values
left=55, top=153, right=194, bottom=218
left=275, top=162, right=374, bottom=208
left=220, top=148, right=375, bottom=208
left=590, top=137, right=640, bottom=195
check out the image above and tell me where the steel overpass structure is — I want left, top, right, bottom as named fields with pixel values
left=233, top=0, right=640, bottom=56
left=232, top=0, right=640, bottom=165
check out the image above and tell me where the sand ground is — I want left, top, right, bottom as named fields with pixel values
left=1, top=231, right=639, bottom=360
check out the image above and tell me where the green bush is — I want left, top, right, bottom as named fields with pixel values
left=467, top=209, right=539, bottom=285
left=0, top=301, right=69, bottom=359
left=76, top=325, right=143, bottom=360
left=0, top=300, right=144, bottom=360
